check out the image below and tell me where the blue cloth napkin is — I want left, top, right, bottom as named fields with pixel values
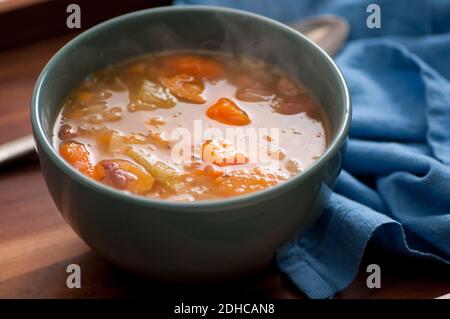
left=175, top=0, right=450, bottom=298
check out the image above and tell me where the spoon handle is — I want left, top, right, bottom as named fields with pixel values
left=0, top=134, right=35, bottom=166
left=289, top=15, right=350, bottom=56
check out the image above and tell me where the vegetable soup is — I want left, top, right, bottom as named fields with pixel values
left=53, top=52, right=328, bottom=201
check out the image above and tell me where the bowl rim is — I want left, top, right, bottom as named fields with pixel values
left=31, top=5, right=351, bottom=211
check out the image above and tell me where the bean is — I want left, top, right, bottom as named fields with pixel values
left=58, top=124, right=77, bottom=140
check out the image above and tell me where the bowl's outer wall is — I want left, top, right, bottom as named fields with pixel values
left=33, top=7, right=347, bottom=278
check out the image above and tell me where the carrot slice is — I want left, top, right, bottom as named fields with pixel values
left=202, top=140, right=249, bottom=167
left=190, top=164, right=224, bottom=179
left=213, top=168, right=280, bottom=196
left=206, top=98, right=251, bottom=126
left=59, top=141, right=96, bottom=178
left=163, top=55, right=223, bottom=79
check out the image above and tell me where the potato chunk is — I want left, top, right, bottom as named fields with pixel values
left=160, top=74, right=205, bottom=104
left=125, top=147, right=185, bottom=191
left=129, top=80, right=176, bottom=111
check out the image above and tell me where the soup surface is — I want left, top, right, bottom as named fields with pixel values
left=53, top=52, right=328, bottom=201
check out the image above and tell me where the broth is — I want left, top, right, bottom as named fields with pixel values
left=53, top=52, right=328, bottom=201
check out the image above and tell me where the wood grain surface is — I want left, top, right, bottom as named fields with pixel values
left=0, top=36, right=449, bottom=299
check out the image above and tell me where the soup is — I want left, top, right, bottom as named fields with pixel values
left=53, top=52, right=328, bottom=201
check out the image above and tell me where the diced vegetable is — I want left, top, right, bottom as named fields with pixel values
left=122, top=132, right=170, bottom=149
left=101, top=106, right=123, bottom=122
left=148, top=116, right=165, bottom=127
left=58, top=124, right=77, bottom=140
left=130, top=80, right=176, bottom=111
left=94, top=129, right=171, bottom=154
left=206, top=98, right=251, bottom=126
left=163, top=55, right=223, bottom=79
left=123, top=134, right=146, bottom=145
left=286, top=159, right=301, bottom=174
left=94, top=159, right=154, bottom=194
left=160, top=74, right=205, bottom=104
left=125, top=147, right=185, bottom=191
left=59, top=141, right=96, bottom=177
left=107, top=131, right=126, bottom=152
left=144, top=131, right=171, bottom=149
left=213, top=168, right=280, bottom=196
left=202, top=140, right=249, bottom=166
left=62, top=102, right=108, bottom=119
left=87, top=114, right=104, bottom=124
left=268, top=149, right=286, bottom=161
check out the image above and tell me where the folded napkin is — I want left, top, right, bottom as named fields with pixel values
left=175, top=0, right=450, bottom=298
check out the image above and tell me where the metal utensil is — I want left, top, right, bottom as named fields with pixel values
left=289, top=14, right=350, bottom=56
left=0, top=134, right=36, bottom=166
left=0, top=14, right=349, bottom=167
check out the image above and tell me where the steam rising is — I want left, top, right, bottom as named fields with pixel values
left=122, top=11, right=307, bottom=81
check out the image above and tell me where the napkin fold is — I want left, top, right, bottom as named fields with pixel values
left=175, top=0, right=450, bottom=298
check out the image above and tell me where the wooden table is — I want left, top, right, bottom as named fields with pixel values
left=0, top=35, right=449, bottom=299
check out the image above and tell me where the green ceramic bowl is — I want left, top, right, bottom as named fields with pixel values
left=31, top=6, right=350, bottom=280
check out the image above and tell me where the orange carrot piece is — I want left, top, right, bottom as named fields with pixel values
left=202, top=140, right=249, bottom=167
left=206, top=98, right=251, bottom=126
left=96, top=129, right=113, bottom=150
left=164, top=55, right=223, bottom=79
left=59, top=141, right=96, bottom=178
left=190, top=164, right=224, bottom=179
left=213, top=168, right=280, bottom=196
